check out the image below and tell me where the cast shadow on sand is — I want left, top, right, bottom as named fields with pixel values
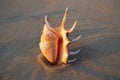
left=36, top=31, right=120, bottom=74
left=37, top=54, right=70, bottom=73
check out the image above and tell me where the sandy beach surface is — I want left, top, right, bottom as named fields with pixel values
left=0, top=0, right=120, bottom=80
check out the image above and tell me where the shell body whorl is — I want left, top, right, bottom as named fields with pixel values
left=40, top=25, right=58, bottom=64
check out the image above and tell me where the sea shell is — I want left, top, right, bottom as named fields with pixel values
left=39, top=8, right=81, bottom=64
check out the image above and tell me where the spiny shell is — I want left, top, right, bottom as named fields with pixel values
left=39, top=8, right=81, bottom=64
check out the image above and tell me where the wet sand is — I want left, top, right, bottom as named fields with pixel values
left=0, top=0, right=120, bottom=80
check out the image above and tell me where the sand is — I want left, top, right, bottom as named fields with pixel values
left=0, top=0, right=120, bottom=80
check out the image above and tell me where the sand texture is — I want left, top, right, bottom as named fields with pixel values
left=0, top=0, right=120, bottom=80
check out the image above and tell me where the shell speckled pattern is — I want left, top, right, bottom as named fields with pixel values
left=39, top=8, right=81, bottom=65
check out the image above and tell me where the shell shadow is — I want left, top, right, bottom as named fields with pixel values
left=37, top=54, right=70, bottom=73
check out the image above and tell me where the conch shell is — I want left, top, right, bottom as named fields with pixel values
left=39, top=8, right=81, bottom=65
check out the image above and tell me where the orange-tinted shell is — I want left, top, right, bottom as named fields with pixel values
left=40, top=24, right=58, bottom=64
left=39, top=8, right=80, bottom=64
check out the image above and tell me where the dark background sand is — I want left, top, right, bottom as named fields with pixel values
left=0, top=0, right=120, bottom=80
